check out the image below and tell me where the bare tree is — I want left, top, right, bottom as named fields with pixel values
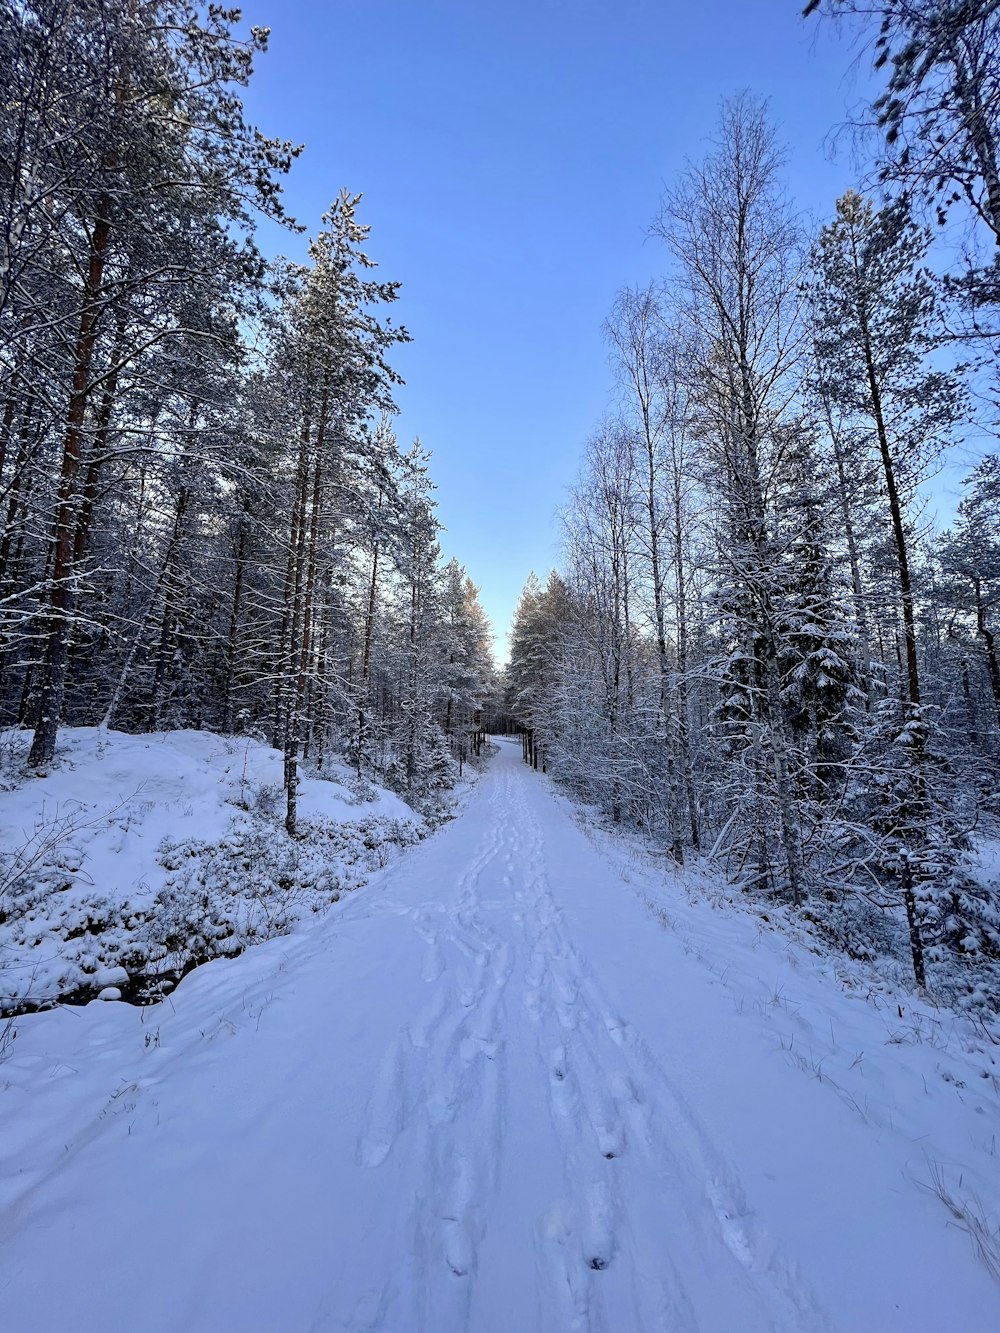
left=654, top=94, right=809, bottom=902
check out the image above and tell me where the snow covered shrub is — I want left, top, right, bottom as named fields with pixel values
left=0, top=729, right=22, bottom=792
left=801, top=886, right=909, bottom=966
left=248, top=783, right=282, bottom=819
left=144, top=813, right=424, bottom=984
left=1, top=809, right=423, bottom=1014
left=0, top=870, right=141, bottom=1008
left=383, top=726, right=459, bottom=825
left=831, top=702, right=999, bottom=1001
left=345, top=775, right=380, bottom=804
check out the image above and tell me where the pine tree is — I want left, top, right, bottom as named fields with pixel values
left=809, top=190, right=967, bottom=985
left=937, top=455, right=1000, bottom=739
left=773, top=436, right=864, bottom=805
left=270, top=194, right=407, bottom=833
left=5, top=1, right=299, bottom=765
left=805, top=2, right=1000, bottom=236
left=386, top=443, right=455, bottom=815
left=506, top=570, right=576, bottom=779
left=439, top=560, right=494, bottom=773
left=804, top=1, right=1000, bottom=345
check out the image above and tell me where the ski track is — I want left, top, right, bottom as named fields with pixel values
left=350, top=754, right=832, bottom=1333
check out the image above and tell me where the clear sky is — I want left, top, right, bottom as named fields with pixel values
left=235, top=0, right=966, bottom=664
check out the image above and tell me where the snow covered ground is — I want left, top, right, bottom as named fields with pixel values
left=0, top=728, right=422, bottom=1011
left=2, top=738, right=999, bottom=1331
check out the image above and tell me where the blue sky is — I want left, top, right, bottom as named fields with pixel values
left=236, top=1, right=957, bottom=663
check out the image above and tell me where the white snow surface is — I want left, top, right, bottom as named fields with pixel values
left=2, top=739, right=999, bottom=1331
left=0, top=727, right=420, bottom=1008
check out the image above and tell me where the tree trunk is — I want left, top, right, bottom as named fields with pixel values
left=151, top=485, right=192, bottom=728
left=974, top=583, right=1000, bottom=733
left=821, top=389, right=873, bottom=704
left=284, top=409, right=314, bottom=836
left=222, top=519, right=249, bottom=734
left=671, top=471, right=700, bottom=850
left=28, top=207, right=113, bottom=766
left=357, top=513, right=382, bottom=777
left=853, top=258, right=927, bottom=987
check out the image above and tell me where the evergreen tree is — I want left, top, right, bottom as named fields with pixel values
left=937, top=455, right=1000, bottom=740
left=804, top=1, right=1000, bottom=346
left=439, top=559, right=494, bottom=773
left=809, top=190, right=967, bottom=984
left=2, top=1, right=299, bottom=765
left=804, top=1, right=1000, bottom=239
left=385, top=442, right=455, bottom=815
left=773, top=437, right=864, bottom=805
left=268, top=192, right=407, bottom=833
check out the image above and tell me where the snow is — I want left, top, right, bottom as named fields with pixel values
left=0, top=728, right=422, bottom=1010
left=2, top=738, right=999, bottom=1331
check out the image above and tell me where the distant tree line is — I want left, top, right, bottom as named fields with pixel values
left=0, top=0, right=495, bottom=828
left=507, top=25, right=1000, bottom=1002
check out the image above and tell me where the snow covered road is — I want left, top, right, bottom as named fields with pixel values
left=2, top=740, right=998, bottom=1332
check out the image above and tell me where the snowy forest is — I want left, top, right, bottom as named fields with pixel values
left=0, top=1, right=496, bottom=830
left=506, top=13, right=1000, bottom=1010
left=5, top=4, right=1000, bottom=1330
left=2, top=0, right=1000, bottom=1012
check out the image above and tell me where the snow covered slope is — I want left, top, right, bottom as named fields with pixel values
left=0, top=728, right=422, bottom=1010
left=1, top=739, right=998, bottom=1331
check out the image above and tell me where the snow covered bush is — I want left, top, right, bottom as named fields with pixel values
left=0, top=729, right=426, bottom=1014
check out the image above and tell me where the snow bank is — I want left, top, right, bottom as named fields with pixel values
left=0, top=728, right=423, bottom=1012
left=552, top=788, right=1000, bottom=1304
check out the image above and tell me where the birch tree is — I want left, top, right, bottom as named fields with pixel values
left=654, top=94, right=809, bottom=901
